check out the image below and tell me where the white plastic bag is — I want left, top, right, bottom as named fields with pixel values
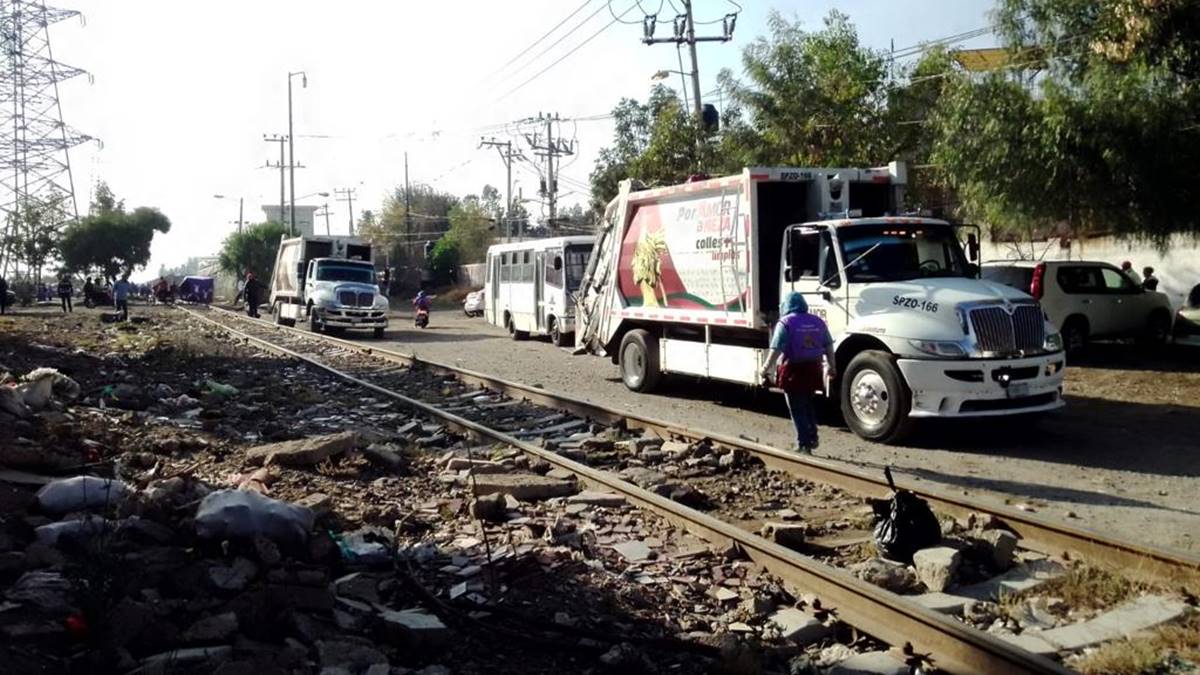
left=194, top=489, right=314, bottom=546
left=36, top=476, right=130, bottom=514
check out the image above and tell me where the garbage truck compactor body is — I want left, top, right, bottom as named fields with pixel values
left=269, top=236, right=389, bottom=337
left=575, top=164, right=1066, bottom=443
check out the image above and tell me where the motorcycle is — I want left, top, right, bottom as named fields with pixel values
left=414, top=307, right=430, bottom=328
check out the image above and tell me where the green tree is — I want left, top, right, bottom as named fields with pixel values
left=90, top=180, right=125, bottom=216
left=360, top=184, right=459, bottom=265
left=443, top=196, right=494, bottom=264
left=427, top=237, right=460, bottom=284
left=60, top=204, right=171, bottom=281
left=217, top=221, right=288, bottom=283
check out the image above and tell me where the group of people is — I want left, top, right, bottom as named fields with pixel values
left=52, top=274, right=135, bottom=319
left=1120, top=261, right=1160, bottom=291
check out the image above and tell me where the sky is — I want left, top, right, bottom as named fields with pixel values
left=47, top=0, right=996, bottom=274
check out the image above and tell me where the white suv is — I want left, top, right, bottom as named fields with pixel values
left=981, top=260, right=1173, bottom=352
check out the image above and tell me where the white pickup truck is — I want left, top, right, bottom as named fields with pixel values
left=576, top=164, right=1067, bottom=443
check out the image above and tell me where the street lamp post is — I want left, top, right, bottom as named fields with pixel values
left=652, top=69, right=693, bottom=112
left=213, top=194, right=245, bottom=233
left=287, top=71, right=307, bottom=236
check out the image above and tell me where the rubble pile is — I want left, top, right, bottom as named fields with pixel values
left=0, top=310, right=895, bottom=673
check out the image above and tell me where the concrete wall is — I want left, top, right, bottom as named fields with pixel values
left=982, top=233, right=1200, bottom=310
left=458, top=263, right=486, bottom=288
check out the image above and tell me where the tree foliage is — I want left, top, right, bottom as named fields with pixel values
left=359, top=184, right=459, bottom=265
left=443, top=196, right=495, bottom=264
left=217, top=221, right=288, bottom=283
left=60, top=203, right=171, bottom=281
left=428, top=237, right=460, bottom=284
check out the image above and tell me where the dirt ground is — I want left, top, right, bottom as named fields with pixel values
left=352, top=302, right=1200, bottom=554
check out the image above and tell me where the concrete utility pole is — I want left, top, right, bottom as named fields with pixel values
left=315, top=203, right=332, bottom=235
left=335, top=187, right=357, bottom=236
left=641, top=1, right=737, bottom=123
left=287, top=71, right=307, bottom=237
left=238, top=197, right=244, bottom=233
left=479, top=137, right=522, bottom=238
left=523, top=113, right=574, bottom=233
left=263, top=134, right=288, bottom=230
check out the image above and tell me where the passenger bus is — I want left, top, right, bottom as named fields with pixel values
left=485, top=236, right=594, bottom=346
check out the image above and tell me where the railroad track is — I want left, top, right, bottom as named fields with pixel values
left=181, top=306, right=1196, bottom=674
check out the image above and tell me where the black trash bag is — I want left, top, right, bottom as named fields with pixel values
left=871, top=467, right=941, bottom=563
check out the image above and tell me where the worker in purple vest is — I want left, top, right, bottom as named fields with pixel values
left=761, top=291, right=836, bottom=454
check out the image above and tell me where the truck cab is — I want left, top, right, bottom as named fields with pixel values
left=782, top=217, right=1065, bottom=440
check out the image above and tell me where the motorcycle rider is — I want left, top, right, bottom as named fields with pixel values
left=413, top=290, right=431, bottom=325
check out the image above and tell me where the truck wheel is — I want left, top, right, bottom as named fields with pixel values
left=840, top=350, right=912, bottom=444
left=308, top=306, right=323, bottom=334
left=373, top=327, right=384, bottom=339
left=619, top=329, right=662, bottom=392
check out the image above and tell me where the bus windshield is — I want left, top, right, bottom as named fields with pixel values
left=565, top=246, right=591, bottom=290
left=315, top=261, right=375, bottom=284
left=837, top=224, right=970, bottom=283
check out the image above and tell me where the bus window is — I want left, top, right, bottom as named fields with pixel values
left=545, top=249, right=564, bottom=287
left=522, top=251, right=532, bottom=282
left=501, top=253, right=510, bottom=282
left=565, top=246, right=591, bottom=290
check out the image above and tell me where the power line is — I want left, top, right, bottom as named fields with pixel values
left=498, top=2, right=638, bottom=101
left=488, top=0, right=596, bottom=80
left=495, top=1, right=610, bottom=85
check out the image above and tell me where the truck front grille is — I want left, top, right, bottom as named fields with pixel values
left=969, top=304, right=1044, bottom=354
left=337, top=290, right=375, bottom=307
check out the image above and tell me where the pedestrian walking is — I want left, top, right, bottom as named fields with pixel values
left=56, top=275, right=74, bottom=313
left=0, top=274, right=8, bottom=315
left=243, top=272, right=264, bottom=318
left=113, top=273, right=133, bottom=321
left=761, top=292, right=836, bottom=454
left=82, top=277, right=95, bottom=308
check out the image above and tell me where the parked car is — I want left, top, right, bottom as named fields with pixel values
left=982, top=260, right=1173, bottom=352
left=1173, top=283, right=1200, bottom=346
left=463, top=290, right=485, bottom=318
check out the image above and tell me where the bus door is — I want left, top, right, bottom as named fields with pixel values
left=534, top=251, right=546, bottom=333
left=489, top=254, right=502, bottom=324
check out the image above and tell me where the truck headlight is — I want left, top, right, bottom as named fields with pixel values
left=373, top=295, right=389, bottom=310
left=909, top=339, right=968, bottom=358
left=1044, top=331, right=1063, bottom=352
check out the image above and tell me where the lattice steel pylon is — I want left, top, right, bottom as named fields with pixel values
left=0, top=1, right=93, bottom=276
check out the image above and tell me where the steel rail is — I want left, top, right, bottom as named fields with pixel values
left=183, top=306, right=1068, bottom=675
left=202, top=306, right=1200, bottom=590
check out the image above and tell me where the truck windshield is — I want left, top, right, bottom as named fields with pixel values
left=315, top=262, right=375, bottom=284
left=838, top=224, right=970, bottom=283
left=565, top=246, right=592, bottom=290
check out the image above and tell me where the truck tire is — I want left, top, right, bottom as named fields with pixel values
left=1061, top=316, right=1088, bottom=355
left=840, top=350, right=912, bottom=444
left=308, top=305, right=323, bottom=334
left=373, top=327, right=385, bottom=339
left=1139, top=310, right=1171, bottom=345
left=619, top=329, right=662, bottom=392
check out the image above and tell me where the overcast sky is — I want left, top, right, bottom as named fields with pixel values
left=49, top=0, right=994, bottom=273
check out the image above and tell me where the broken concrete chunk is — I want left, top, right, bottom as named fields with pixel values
left=767, top=607, right=830, bottom=645
left=294, top=493, right=332, bottom=518
left=567, top=491, right=627, bottom=508
left=470, top=473, right=577, bottom=500
left=612, top=540, right=654, bottom=562
left=469, top=493, right=508, bottom=523
left=760, top=522, right=806, bottom=549
left=618, top=466, right=668, bottom=489
left=182, top=612, right=239, bottom=642
left=377, top=607, right=449, bottom=648
left=245, top=431, right=359, bottom=467
left=850, top=558, right=922, bottom=594
left=979, top=529, right=1018, bottom=570
left=1040, top=595, right=1188, bottom=651
left=826, top=651, right=909, bottom=675
left=912, top=546, right=961, bottom=592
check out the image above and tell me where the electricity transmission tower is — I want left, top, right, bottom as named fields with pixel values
left=0, top=1, right=94, bottom=277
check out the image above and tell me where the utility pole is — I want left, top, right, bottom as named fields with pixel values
left=315, top=203, right=332, bottom=235
left=479, top=137, right=521, bottom=237
left=403, top=152, right=411, bottom=258
left=263, top=134, right=288, bottom=230
left=335, top=187, right=357, bottom=236
left=641, top=1, right=737, bottom=122
left=523, top=112, right=574, bottom=232
left=287, top=71, right=307, bottom=237
left=238, top=197, right=244, bottom=233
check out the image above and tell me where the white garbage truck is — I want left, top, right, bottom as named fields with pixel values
left=268, top=236, right=389, bottom=337
left=575, top=163, right=1066, bottom=443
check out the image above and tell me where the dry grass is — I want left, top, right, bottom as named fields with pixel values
left=1073, top=612, right=1200, bottom=675
left=1035, top=563, right=1150, bottom=613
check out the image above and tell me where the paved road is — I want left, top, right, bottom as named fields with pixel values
left=330, top=304, right=1200, bottom=553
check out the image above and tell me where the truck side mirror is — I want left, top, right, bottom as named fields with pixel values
left=553, top=256, right=563, bottom=271
left=966, top=233, right=980, bottom=263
